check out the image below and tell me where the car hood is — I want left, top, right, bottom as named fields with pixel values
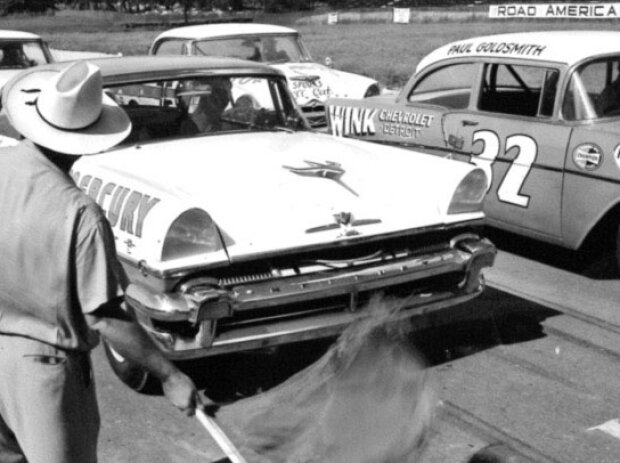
left=0, top=69, right=23, bottom=90
left=272, top=62, right=376, bottom=106
left=74, top=131, right=482, bottom=267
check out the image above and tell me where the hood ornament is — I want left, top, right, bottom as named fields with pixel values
left=283, top=160, right=358, bottom=197
left=334, top=211, right=360, bottom=237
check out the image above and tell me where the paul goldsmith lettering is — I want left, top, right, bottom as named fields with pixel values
left=447, top=41, right=546, bottom=57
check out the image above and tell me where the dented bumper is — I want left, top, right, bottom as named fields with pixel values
left=126, top=234, right=496, bottom=360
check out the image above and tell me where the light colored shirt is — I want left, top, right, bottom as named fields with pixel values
left=0, top=140, right=125, bottom=351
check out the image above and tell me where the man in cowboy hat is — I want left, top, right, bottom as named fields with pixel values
left=0, top=60, right=214, bottom=463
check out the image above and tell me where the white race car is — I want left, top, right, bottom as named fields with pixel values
left=149, top=23, right=380, bottom=127
left=3, top=56, right=495, bottom=390
left=0, top=30, right=54, bottom=89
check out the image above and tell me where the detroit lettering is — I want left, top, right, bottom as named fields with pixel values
left=72, top=172, right=160, bottom=238
left=378, top=109, right=434, bottom=140
left=447, top=41, right=546, bottom=57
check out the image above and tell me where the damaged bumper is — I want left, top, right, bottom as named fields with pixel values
left=126, top=234, right=496, bottom=360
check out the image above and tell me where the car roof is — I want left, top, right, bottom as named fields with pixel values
left=0, top=30, right=42, bottom=40
left=417, top=31, right=620, bottom=72
left=40, top=55, right=280, bottom=82
left=153, top=23, right=297, bottom=41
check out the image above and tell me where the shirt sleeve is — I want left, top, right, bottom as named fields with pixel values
left=75, top=204, right=127, bottom=315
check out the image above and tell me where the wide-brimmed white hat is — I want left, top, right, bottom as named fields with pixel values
left=2, top=60, right=131, bottom=155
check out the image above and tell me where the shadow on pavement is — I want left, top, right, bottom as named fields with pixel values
left=484, top=227, right=618, bottom=280
left=169, top=289, right=559, bottom=461
left=178, top=288, right=560, bottom=401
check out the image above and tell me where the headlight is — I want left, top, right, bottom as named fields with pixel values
left=162, top=208, right=224, bottom=261
left=447, top=169, right=488, bottom=215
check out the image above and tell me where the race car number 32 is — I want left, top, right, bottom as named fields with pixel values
left=470, top=130, right=537, bottom=208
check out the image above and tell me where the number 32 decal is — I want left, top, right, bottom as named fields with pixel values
left=470, top=130, right=537, bottom=208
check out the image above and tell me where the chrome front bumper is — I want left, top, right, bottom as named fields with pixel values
left=126, top=235, right=496, bottom=360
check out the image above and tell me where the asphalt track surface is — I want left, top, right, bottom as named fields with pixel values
left=94, top=229, right=620, bottom=463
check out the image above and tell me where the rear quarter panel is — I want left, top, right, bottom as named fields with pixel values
left=563, top=123, right=620, bottom=248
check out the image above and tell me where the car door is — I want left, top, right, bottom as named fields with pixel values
left=441, top=62, right=571, bottom=242
left=327, top=61, right=480, bottom=155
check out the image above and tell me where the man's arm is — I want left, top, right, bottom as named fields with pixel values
left=85, top=298, right=211, bottom=416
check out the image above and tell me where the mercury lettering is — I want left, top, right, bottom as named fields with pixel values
left=328, top=105, right=377, bottom=137
left=72, top=171, right=160, bottom=238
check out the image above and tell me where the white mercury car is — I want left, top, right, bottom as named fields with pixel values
left=2, top=56, right=495, bottom=390
left=149, top=23, right=380, bottom=127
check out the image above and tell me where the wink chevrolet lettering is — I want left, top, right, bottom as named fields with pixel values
left=283, top=160, right=359, bottom=197
left=329, top=105, right=434, bottom=140
left=328, top=105, right=377, bottom=137
left=72, top=172, right=160, bottom=238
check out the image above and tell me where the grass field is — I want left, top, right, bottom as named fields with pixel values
left=2, top=9, right=620, bottom=87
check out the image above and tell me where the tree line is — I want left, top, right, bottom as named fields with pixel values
left=0, top=0, right=597, bottom=16
left=0, top=0, right=314, bottom=14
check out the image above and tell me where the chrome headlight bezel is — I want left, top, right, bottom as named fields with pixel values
left=447, top=168, right=488, bottom=215
left=161, top=208, right=224, bottom=262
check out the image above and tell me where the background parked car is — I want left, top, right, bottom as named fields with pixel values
left=150, top=23, right=380, bottom=127
left=0, top=30, right=53, bottom=87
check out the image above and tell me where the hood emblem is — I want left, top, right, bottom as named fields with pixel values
left=283, top=160, right=358, bottom=197
left=334, top=211, right=360, bottom=237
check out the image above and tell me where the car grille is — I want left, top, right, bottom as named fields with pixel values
left=301, top=105, right=326, bottom=128
left=214, top=270, right=463, bottom=335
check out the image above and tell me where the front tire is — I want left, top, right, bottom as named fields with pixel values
left=103, top=341, right=158, bottom=393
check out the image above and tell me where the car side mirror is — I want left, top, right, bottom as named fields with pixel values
left=324, top=56, right=333, bottom=68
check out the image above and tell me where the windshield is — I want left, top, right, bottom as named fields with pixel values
left=106, top=75, right=308, bottom=145
left=0, top=40, right=49, bottom=69
left=563, top=57, right=620, bottom=120
left=192, top=34, right=312, bottom=64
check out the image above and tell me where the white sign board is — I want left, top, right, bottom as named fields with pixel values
left=490, top=3, right=620, bottom=18
left=327, top=12, right=338, bottom=25
left=393, top=8, right=411, bottom=23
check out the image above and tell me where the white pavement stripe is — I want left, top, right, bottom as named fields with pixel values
left=588, top=419, right=620, bottom=440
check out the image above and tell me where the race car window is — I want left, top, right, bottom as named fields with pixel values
left=194, top=39, right=262, bottom=61
left=152, top=39, right=188, bottom=56
left=407, top=63, right=476, bottom=109
left=564, top=57, right=620, bottom=120
left=0, top=41, right=45, bottom=68
left=478, top=63, right=558, bottom=118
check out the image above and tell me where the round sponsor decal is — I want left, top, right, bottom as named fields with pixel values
left=614, top=144, right=620, bottom=169
left=573, top=143, right=603, bottom=171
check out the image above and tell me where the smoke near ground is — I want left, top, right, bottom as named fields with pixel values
left=216, top=296, right=438, bottom=462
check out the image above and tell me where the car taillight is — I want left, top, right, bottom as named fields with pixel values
left=447, top=169, right=488, bottom=215
left=162, top=208, right=223, bottom=261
